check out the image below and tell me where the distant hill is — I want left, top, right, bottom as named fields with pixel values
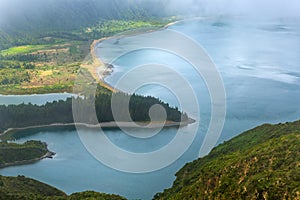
left=0, top=0, right=168, bottom=50
left=0, top=175, right=126, bottom=200
left=154, top=120, right=300, bottom=199
left=0, top=0, right=166, bottom=36
left=0, top=0, right=166, bottom=32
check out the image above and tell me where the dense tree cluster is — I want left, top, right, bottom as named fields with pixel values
left=0, top=140, right=48, bottom=167
left=95, top=92, right=187, bottom=122
left=0, top=93, right=187, bottom=132
left=0, top=100, right=73, bottom=132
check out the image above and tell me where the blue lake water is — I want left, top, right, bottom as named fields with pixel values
left=1, top=17, right=300, bottom=199
left=0, top=93, right=75, bottom=105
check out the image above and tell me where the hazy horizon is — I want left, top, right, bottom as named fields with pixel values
left=1, top=0, right=300, bottom=22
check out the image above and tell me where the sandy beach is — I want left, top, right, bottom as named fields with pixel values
left=0, top=19, right=198, bottom=139
left=86, top=17, right=207, bottom=91
left=85, top=19, right=184, bottom=92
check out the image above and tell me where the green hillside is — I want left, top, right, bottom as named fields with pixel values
left=0, top=175, right=66, bottom=199
left=0, top=175, right=126, bottom=200
left=0, top=0, right=166, bottom=31
left=0, top=0, right=167, bottom=51
left=0, top=0, right=172, bottom=94
left=154, top=120, right=300, bottom=200
left=0, top=140, right=52, bottom=168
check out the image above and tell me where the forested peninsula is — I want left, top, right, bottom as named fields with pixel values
left=0, top=140, right=54, bottom=168
left=0, top=0, right=188, bottom=138
left=0, top=91, right=190, bottom=137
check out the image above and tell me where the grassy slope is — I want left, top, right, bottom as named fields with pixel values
left=1, top=45, right=52, bottom=55
left=0, top=19, right=172, bottom=95
left=154, top=120, right=300, bottom=200
left=0, top=0, right=166, bottom=38
left=0, top=0, right=171, bottom=95
left=0, top=38, right=88, bottom=94
left=0, top=175, right=126, bottom=200
left=0, top=175, right=66, bottom=199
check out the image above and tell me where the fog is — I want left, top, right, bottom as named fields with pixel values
left=1, top=0, right=300, bottom=19
left=164, top=0, right=300, bottom=19
left=0, top=0, right=299, bottom=27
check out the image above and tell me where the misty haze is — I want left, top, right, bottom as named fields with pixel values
left=0, top=1, right=299, bottom=200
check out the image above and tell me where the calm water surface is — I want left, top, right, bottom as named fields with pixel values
left=1, top=17, right=300, bottom=199
left=0, top=93, right=75, bottom=105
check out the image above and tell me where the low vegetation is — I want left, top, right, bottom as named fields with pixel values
left=0, top=19, right=173, bottom=95
left=0, top=39, right=87, bottom=94
left=0, top=175, right=126, bottom=200
left=69, top=191, right=126, bottom=200
left=0, top=140, right=50, bottom=168
left=1, top=45, right=52, bottom=56
left=154, top=120, right=300, bottom=200
left=0, top=175, right=66, bottom=199
left=79, top=19, right=171, bottom=39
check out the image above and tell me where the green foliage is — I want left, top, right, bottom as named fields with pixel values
left=69, top=191, right=126, bottom=200
left=0, top=91, right=187, bottom=135
left=0, top=140, right=127, bottom=199
left=0, top=0, right=169, bottom=51
left=0, top=69, right=30, bottom=85
left=0, top=41, right=84, bottom=94
left=0, top=140, right=49, bottom=167
left=0, top=60, right=22, bottom=69
left=0, top=45, right=51, bottom=56
left=154, top=120, right=300, bottom=200
left=0, top=83, right=74, bottom=95
left=0, top=100, right=73, bottom=133
left=0, top=18, right=172, bottom=94
left=0, top=175, right=66, bottom=200
left=0, top=175, right=126, bottom=200
left=0, top=0, right=174, bottom=95
left=78, top=19, right=172, bottom=40
left=95, top=92, right=187, bottom=123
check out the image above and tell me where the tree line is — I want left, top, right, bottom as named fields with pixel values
left=0, top=92, right=188, bottom=132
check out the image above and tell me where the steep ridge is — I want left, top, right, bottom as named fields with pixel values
left=154, top=120, right=300, bottom=199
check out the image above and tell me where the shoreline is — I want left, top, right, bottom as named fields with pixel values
left=0, top=119, right=195, bottom=139
left=0, top=17, right=203, bottom=96
left=0, top=151, right=55, bottom=169
left=0, top=18, right=198, bottom=140
left=0, top=143, right=55, bottom=169
left=88, top=19, right=184, bottom=90
left=88, top=17, right=207, bottom=91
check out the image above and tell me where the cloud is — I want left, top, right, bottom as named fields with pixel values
left=164, top=0, right=300, bottom=19
left=1, top=0, right=300, bottom=25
